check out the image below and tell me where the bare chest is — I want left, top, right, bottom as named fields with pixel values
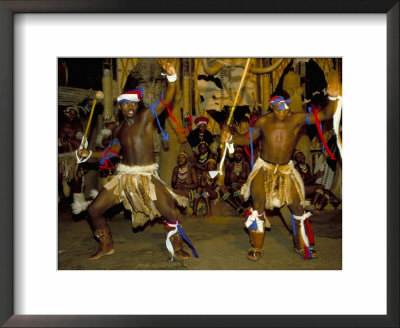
left=117, top=121, right=152, bottom=149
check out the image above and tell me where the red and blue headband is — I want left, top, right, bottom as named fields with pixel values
left=269, top=95, right=291, bottom=111
left=117, top=87, right=144, bottom=104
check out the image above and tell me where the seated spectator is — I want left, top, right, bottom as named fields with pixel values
left=219, top=146, right=250, bottom=214
left=293, top=150, right=340, bottom=212
left=192, top=141, right=216, bottom=179
left=171, top=152, right=198, bottom=202
left=192, top=158, right=219, bottom=217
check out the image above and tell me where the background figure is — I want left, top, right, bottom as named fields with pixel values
left=219, top=146, right=250, bottom=214
left=193, top=158, right=218, bottom=217
left=294, top=150, right=340, bottom=213
left=191, top=141, right=215, bottom=180
left=171, top=152, right=198, bottom=210
left=192, top=159, right=219, bottom=217
left=58, top=106, right=84, bottom=218
left=187, top=116, right=214, bottom=150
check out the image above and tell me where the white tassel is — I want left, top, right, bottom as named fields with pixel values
left=293, top=212, right=312, bottom=248
left=89, top=189, right=99, bottom=199
left=71, top=193, right=90, bottom=214
left=333, top=96, right=342, bottom=156
left=165, top=221, right=179, bottom=262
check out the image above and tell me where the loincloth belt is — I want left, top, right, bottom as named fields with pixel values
left=58, top=152, right=76, bottom=182
left=240, top=157, right=307, bottom=210
left=104, top=163, right=188, bottom=228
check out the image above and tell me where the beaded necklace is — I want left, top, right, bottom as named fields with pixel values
left=178, top=165, right=188, bottom=183
left=233, top=160, right=243, bottom=176
left=199, top=152, right=209, bottom=164
left=299, top=163, right=308, bottom=174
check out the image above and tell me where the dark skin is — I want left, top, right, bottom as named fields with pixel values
left=171, top=154, right=198, bottom=198
left=294, top=151, right=339, bottom=211
left=58, top=108, right=84, bottom=193
left=192, top=142, right=214, bottom=173
left=192, top=160, right=219, bottom=217
left=294, top=151, right=324, bottom=205
left=79, top=63, right=190, bottom=259
left=222, top=79, right=340, bottom=250
left=219, top=147, right=250, bottom=211
left=59, top=108, right=83, bottom=153
left=225, top=148, right=250, bottom=186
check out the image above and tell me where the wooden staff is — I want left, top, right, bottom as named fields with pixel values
left=211, top=58, right=251, bottom=184
left=74, top=91, right=104, bottom=173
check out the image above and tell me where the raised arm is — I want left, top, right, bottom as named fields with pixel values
left=152, top=62, right=177, bottom=117
left=297, top=70, right=341, bottom=126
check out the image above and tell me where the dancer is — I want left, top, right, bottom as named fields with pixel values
left=222, top=75, right=340, bottom=261
left=78, top=63, right=197, bottom=261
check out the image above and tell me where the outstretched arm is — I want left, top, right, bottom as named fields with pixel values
left=77, top=137, right=121, bottom=160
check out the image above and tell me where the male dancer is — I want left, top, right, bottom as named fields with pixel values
left=222, top=74, right=340, bottom=261
left=78, top=63, right=196, bottom=261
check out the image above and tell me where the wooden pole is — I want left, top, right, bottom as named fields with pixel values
left=215, top=58, right=251, bottom=184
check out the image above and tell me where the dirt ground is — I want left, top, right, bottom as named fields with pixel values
left=58, top=198, right=342, bottom=270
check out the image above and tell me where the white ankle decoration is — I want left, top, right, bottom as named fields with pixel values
left=245, top=208, right=264, bottom=233
left=165, top=220, right=179, bottom=262
left=293, top=212, right=312, bottom=248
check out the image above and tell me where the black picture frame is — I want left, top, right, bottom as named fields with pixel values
left=1, top=1, right=398, bottom=327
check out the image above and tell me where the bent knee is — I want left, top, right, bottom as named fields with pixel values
left=88, top=203, right=102, bottom=219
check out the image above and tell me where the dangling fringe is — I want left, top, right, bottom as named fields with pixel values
left=305, top=218, right=315, bottom=245
left=293, top=212, right=313, bottom=260
left=165, top=220, right=198, bottom=262
left=165, top=221, right=177, bottom=261
left=71, top=193, right=91, bottom=214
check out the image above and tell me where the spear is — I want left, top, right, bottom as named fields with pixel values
left=74, top=91, right=104, bottom=174
left=209, top=58, right=252, bottom=183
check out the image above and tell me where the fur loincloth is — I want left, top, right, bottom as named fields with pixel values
left=241, top=157, right=307, bottom=210
left=104, top=163, right=188, bottom=228
left=58, top=152, right=76, bottom=182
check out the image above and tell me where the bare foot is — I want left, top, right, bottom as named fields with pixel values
left=203, top=212, right=212, bottom=217
left=88, top=248, right=115, bottom=261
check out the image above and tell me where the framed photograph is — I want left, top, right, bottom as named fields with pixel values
left=1, top=1, right=398, bottom=327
